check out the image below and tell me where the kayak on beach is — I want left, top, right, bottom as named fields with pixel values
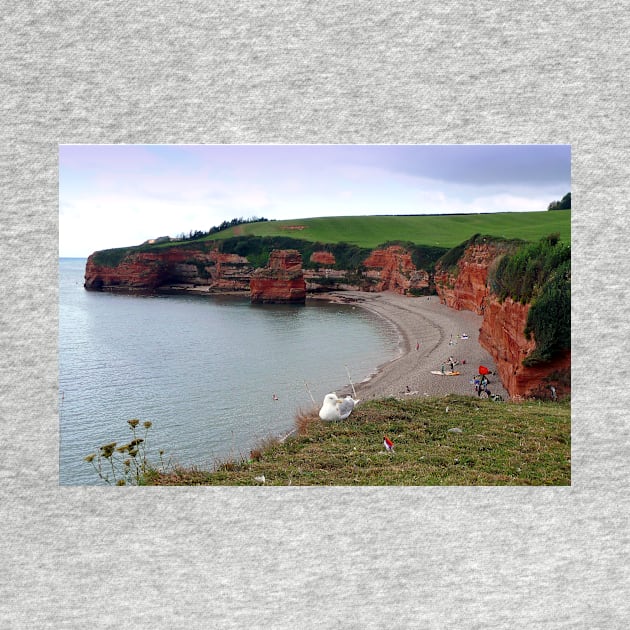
left=430, top=370, right=461, bottom=376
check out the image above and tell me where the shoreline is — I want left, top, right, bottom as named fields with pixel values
left=311, top=291, right=508, bottom=402
left=157, top=284, right=508, bottom=401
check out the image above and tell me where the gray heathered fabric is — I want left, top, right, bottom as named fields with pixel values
left=1, top=2, right=628, bottom=628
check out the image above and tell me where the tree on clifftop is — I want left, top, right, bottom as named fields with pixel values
left=547, top=193, right=571, bottom=210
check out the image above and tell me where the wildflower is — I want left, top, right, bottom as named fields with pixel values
left=116, top=479, right=126, bottom=486
left=116, top=444, right=129, bottom=453
left=143, top=421, right=152, bottom=429
left=100, top=443, right=117, bottom=458
left=84, top=454, right=95, bottom=463
left=127, top=419, right=140, bottom=428
left=129, top=438, right=144, bottom=447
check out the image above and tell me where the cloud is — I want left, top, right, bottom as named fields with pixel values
left=59, top=145, right=571, bottom=256
left=345, top=144, right=571, bottom=187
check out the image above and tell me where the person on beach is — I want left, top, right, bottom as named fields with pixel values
left=416, top=341, right=419, bottom=351
left=448, top=356, right=455, bottom=371
left=473, top=375, right=481, bottom=394
left=476, top=376, right=490, bottom=397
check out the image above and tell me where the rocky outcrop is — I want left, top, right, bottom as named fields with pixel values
left=362, top=246, right=430, bottom=294
left=84, top=247, right=252, bottom=292
left=84, top=237, right=569, bottom=398
left=250, top=250, right=306, bottom=304
left=84, top=244, right=430, bottom=296
left=479, top=296, right=571, bottom=399
left=309, top=251, right=336, bottom=266
left=434, top=241, right=513, bottom=314
left=435, top=241, right=571, bottom=399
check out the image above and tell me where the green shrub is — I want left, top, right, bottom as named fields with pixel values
left=486, top=234, right=571, bottom=365
left=488, top=234, right=569, bottom=304
left=437, top=234, right=523, bottom=276
left=437, top=234, right=479, bottom=272
left=523, top=259, right=571, bottom=366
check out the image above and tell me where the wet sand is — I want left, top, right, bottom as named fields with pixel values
left=311, top=291, right=508, bottom=402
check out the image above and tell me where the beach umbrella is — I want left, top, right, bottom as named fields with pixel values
left=383, top=436, right=394, bottom=453
left=478, top=365, right=490, bottom=375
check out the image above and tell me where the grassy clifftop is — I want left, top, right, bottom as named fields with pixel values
left=201, top=210, right=570, bottom=249
left=90, top=211, right=570, bottom=263
left=145, top=395, right=571, bottom=486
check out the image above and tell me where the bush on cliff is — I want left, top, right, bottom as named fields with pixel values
left=523, top=258, right=571, bottom=366
left=489, top=234, right=571, bottom=365
left=489, top=233, right=569, bottom=304
left=437, top=234, right=523, bottom=275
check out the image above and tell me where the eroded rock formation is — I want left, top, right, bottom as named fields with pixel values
left=84, top=238, right=570, bottom=399
left=309, top=251, right=336, bottom=266
left=84, top=247, right=252, bottom=292
left=434, top=241, right=512, bottom=314
left=478, top=296, right=571, bottom=399
left=362, top=246, right=430, bottom=294
left=435, top=242, right=571, bottom=399
left=250, top=249, right=306, bottom=304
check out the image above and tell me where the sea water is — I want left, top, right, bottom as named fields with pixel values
left=59, top=258, right=399, bottom=485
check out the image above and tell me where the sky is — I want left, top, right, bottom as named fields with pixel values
left=59, top=144, right=571, bottom=257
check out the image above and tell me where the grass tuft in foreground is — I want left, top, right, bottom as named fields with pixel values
left=145, top=395, right=570, bottom=486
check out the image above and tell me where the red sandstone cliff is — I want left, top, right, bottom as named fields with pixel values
left=309, top=251, right=336, bottom=266
left=362, top=246, right=430, bottom=294
left=250, top=250, right=306, bottom=304
left=84, top=247, right=252, bottom=292
left=478, top=296, right=571, bottom=399
left=84, top=239, right=569, bottom=398
left=435, top=242, right=570, bottom=399
left=434, top=241, right=514, bottom=314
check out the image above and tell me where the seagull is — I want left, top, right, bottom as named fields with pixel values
left=338, top=395, right=360, bottom=420
left=319, top=392, right=359, bottom=421
left=319, top=393, right=345, bottom=421
left=383, top=436, right=395, bottom=453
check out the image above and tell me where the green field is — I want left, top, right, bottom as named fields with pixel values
left=200, top=210, right=570, bottom=249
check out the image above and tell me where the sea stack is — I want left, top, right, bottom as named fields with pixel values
left=250, top=249, right=306, bottom=304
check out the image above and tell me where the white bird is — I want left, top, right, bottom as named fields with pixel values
left=319, top=393, right=344, bottom=421
left=319, top=392, right=359, bottom=421
left=338, top=395, right=360, bottom=420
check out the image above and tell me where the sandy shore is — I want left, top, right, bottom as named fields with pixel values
left=310, top=291, right=509, bottom=402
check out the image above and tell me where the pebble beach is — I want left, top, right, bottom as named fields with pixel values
left=313, top=291, right=509, bottom=402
